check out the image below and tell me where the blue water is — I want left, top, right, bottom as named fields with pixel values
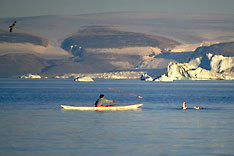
left=0, top=79, right=234, bottom=156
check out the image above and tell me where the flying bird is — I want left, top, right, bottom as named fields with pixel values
left=9, top=21, right=16, bottom=32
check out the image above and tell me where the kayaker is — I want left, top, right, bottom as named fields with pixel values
left=181, top=101, right=187, bottom=110
left=95, top=94, right=117, bottom=107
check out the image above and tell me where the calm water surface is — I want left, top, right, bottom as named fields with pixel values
left=0, top=79, right=234, bottom=156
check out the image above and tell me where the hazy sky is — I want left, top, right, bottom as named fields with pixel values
left=0, top=0, right=234, bottom=18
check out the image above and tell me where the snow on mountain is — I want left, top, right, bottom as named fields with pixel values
left=170, top=41, right=220, bottom=52
left=85, top=46, right=161, bottom=56
left=1, top=12, right=234, bottom=48
left=137, top=58, right=173, bottom=69
left=154, top=53, right=234, bottom=81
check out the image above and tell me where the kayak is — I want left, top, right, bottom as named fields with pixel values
left=61, top=103, right=143, bottom=111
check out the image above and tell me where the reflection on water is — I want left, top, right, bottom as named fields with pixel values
left=0, top=79, right=234, bottom=156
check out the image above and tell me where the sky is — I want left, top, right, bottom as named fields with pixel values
left=0, top=0, right=234, bottom=18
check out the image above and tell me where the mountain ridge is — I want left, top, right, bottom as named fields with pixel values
left=61, top=25, right=179, bottom=51
left=0, top=12, right=234, bottom=77
left=0, top=29, right=48, bottom=46
left=0, top=53, right=49, bottom=77
left=193, top=42, right=234, bottom=57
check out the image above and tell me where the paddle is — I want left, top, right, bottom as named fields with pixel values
left=108, top=88, right=143, bottom=98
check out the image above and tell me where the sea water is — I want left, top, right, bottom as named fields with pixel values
left=0, top=79, right=234, bottom=156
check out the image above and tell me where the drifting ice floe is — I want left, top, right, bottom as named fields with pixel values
left=19, top=74, right=42, bottom=79
left=140, top=73, right=154, bottom=81
left=74, top=76, right=94, bottom=82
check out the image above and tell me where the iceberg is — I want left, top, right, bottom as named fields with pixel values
left=154, top=74, right=174, bottom=82
left=140, top=73, right=154, bottom=81
left=19, top=74, right=42, bottom=79
left=74, top=76, right=94, bottom=82
left=154, top=53, right=234, bottom=81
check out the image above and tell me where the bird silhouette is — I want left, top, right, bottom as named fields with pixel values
left=9, top=21, right=16, bottom=32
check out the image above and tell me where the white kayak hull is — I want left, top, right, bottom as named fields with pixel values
left=61, top=103, right=143, bottom=111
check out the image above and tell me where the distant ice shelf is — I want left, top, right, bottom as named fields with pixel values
left=55, top=71, right=145, bottom=79
left=19, top=71, right=145, bottom=79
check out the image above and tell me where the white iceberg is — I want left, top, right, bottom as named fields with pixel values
left=74, top=76, right=94, bottom=82
left=19, top=74, right=42, bottom=79
left=154, top=74, right=174, bottom=82
left=140, top=73, right=154, bottom=81
left=154, top=53, right=234, bottom=81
